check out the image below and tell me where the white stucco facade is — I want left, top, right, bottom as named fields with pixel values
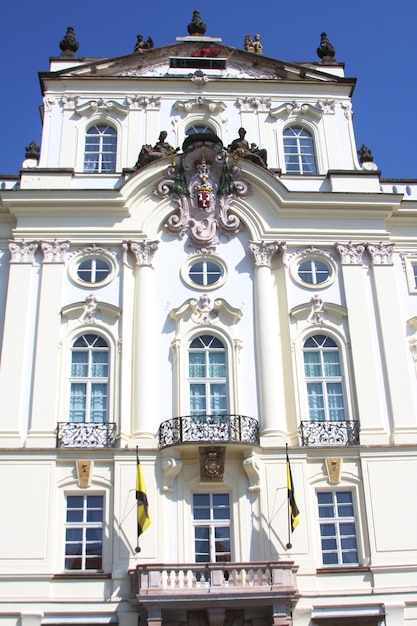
left=0, top=16, right=416, bottom=626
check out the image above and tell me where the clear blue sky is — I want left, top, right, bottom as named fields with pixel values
left=0, top=0, right=416, bottom=178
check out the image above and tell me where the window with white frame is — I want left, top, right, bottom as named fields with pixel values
left=189, top=335, right=228, bottom=416
left=403, top=255, right=417, bottom=294
left=283, top=126, right=317, bottom=174
left=193, top=493, right=231, bottom=562
left=64, top=494, right=104, bottom=570
left=77, top=257, right=111, bottom=284
left=317, top=490, right=359, bottom=566
left=303, top=335, right=346, bottom=421
left=69, top=334, right=109, bottom=423
left=83, top=124, right=117, bottom=173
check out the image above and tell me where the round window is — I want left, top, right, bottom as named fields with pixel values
left=181, top=255, right=227, bottom=290
left=289, top=250, right=336, bottom=289
left=189, top=260, right=222, bottom=286
left=78, top=258, right=111, bottom=284
left=298, top=259, right=330, bottom=285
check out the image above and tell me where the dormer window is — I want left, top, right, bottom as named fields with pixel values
left=84, top=124, right=117, bottom=173
left=283, top=126, right=317, bottom=175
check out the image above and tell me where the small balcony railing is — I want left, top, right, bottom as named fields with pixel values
left=129, top=561, right=298, bottom=606
left=56, top=422, right=117, bottom=448
left=299, top=420, right=360, bottom=446
left=158, top=414, right=259, bottom=449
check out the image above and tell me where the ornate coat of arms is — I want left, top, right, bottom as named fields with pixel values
left=154, top=135, right=249, bottom=250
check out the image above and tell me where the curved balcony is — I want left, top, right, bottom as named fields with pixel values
left=158, top=414, right=259, bottom=449
left=56, top=422, right=117, bottom=448
left=299, top=420, right=360, bottom=446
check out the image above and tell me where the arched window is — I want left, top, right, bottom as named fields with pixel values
left=83, top=124, right=117, bottom=173
left=186, top=124, right=215, bottom=136
left=188, top=335, right=228, bottom=416
left=69, top=334, right=109, bottom=423
left=303, top=335, right=345, bottom=421
left=283, top=126, right=317, bottom=174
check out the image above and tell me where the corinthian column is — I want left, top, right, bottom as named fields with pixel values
left=27, top=240, right=70, bottom=447
left=335, top=242, right=389, bottom=445
left=249, top=241, right=286, bottom=442
left=128, top=240, right=159, bottom=445
left=0, top=241, right=39, bottom=446
left=367, top=243, right=417, bottom=443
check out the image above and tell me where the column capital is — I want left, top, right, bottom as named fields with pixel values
left=367, top=242, right=395, bottom=266
left=40, top=239, right=71, bottom=263
left=9, top=239, right=38, bottom=263
left=335, top=242, right=365, bottom=265
left=123, top=240, right=159, bottom=267
left=249, top=240, right=285, bottom=267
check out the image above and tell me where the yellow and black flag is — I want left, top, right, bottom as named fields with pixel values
left=136, top=450, right=151, bottom=540
left=286, top=448, right=300, bottom=533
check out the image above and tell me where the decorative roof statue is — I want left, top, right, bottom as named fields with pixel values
left=134, top=131, right=179, bottom=170
left=133, top=34, right=154, bottom=52
left=357, top=144, right=374, bottom=164
left=21, top=141, right=40, bottom=169
left=59, top=26, right=79, bottom=57
left=357, top=144, right=378, bottom=171
left=244, top=33, right=263, bottom=55
left=228, top=127, right=267, bottom=168
left=316, top=32, right=336, bottom=63
left=187, top=10, right=207, bottom=36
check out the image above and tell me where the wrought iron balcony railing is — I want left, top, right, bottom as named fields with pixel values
left=158, top=414, right=259, bottom=449
left=56, top=422, right=117, bottom=448
left=299, top=420, right=360, bottom=446
left=129, top=561, right=298, bottom=606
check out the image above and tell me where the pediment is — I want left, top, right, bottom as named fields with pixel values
left=50, top=41, right=347, bottom=84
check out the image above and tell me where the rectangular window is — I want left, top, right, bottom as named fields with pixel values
left=192, top=493, right=231, bottom=562
left=317, top=491, right=359, bottom=566
left=65, top=494, right=104, bottom=570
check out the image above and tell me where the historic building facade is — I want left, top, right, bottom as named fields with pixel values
left=0, top=12, right=416, bottom=626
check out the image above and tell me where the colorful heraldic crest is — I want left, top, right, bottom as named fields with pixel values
left=155, top=137, right=249, bottom=251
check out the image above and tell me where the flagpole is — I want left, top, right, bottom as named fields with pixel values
left=285, top=443, right=292, bottom=550
left=135, top=447, right=141, bottom=553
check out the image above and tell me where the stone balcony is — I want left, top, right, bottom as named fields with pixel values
left=129, top=561, right=298, bottom=611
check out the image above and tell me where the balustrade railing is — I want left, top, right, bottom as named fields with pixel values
left=56, top=422, right=117, bottom=448
left=158, top=414, right=259, bottom=449
left=299, top=420, right=360, bottom=446
left=130, top=561, right=298, bottom=599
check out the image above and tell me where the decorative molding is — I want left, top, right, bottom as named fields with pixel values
left=156, top=142, right=248, bottom=251
left=125, top=95, right=161, bottom=110
left=170, top=297, right=242, bottom=327
left=161, top=457, right=182, bottom=493
left=199, top=446, right=225, bottom=482
left=43, top=97, right=57, bottom=112
left=76, top=460, right=93, bottom=488
left=269, top=101, right=324, bottom=120
left=340, top=101, right=353, bottom=120
left=75, top=99, right=129, bottom=116
left=173, top=97, right=226, bottom=115
left=325, top=458, right=342, bottom=484
left=367, top=243, right=395, bottom=266
left=243, top=453, right=261, bottom=492
left=236, top=97, right=271, bottom=111
left=316, top=99, right=336, bottom=113
left=249, top=240, right=283, bottom=268
left=61, top=299, right=121, bottom=321
left=40, top=240, right=70, bottom=263
left=190, top=70, right=210, bottom=88
left=290, top=300, right=347, bottom=322
left=124, top=240, right=159, bottom=267
left=9, top=240, right=38, bottom=264
left=61, top=95, right=80, bottom=110
left=335, top=242, right=366, bottom=265
left=308, top=295, right=325, bottom=324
